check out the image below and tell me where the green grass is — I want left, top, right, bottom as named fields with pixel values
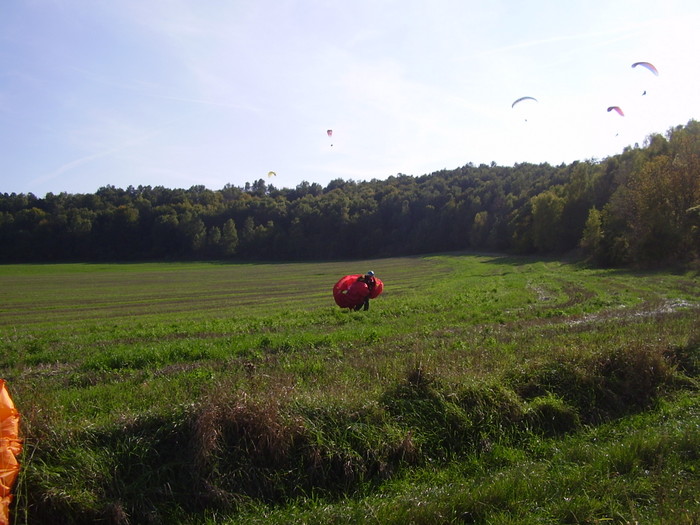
left=220, top=392, right=700, bottom=525
left=1, top=254, right=698, bottom=523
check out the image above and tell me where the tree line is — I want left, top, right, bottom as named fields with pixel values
left=1, top=121, right=698, bottom=267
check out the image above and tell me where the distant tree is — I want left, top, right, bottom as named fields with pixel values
left=530, top=190, right=565, bottom=252
left=625, top=154, right=697, bottom=264
left=250, top=179, right=267, bottom=197
left=594, top=123, right=699, bottom=265
left=179, top=214, right=206, bottom=254
left=580, top=207, right=603, bottom=263
left=151, top=211, right=180, bottom=257
left=207, top=226, right=222, bottom=255
left=221, top=218, right=239, bottom=256
left=470, top=210, right=489, bottom=247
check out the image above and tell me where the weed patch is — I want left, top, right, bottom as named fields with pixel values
left=524, top=394, right=580, bottom=436
left=507, top=342, right=679, bottom=424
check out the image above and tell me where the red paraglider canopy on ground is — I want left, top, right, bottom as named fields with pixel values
left=333, top=274, right=384, bottom=309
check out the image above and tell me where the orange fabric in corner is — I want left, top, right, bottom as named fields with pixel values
left=0, top=380, right=21, bottom=525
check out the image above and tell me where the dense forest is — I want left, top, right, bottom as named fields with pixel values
left=1, top=120, right=699, bottom=267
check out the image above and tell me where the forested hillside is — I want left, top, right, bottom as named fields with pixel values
left=2, top=121, right=698, bottom=266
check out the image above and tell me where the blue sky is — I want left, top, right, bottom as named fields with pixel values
left=1, top=0, right=699, bottom=196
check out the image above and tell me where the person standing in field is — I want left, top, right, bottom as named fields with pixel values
left=353, top=271, right=377, bottom=311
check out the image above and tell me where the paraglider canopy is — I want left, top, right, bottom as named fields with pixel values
left=511, top=96, right=538, bottom=122
left=267, top=171, right=277, bottom=177
left=333, top=274, right=384, bottom=309
left=631, top=61, right=658, bottom=96
left=511, top=96, right=538, bottom=108
left=607, top=106, right=624, bottom=116
left=632, top=61, right=659, bottom=76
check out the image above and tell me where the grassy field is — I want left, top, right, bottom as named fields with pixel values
left=1, top=254, right=698, bottom=524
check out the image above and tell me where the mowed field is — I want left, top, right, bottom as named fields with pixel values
left=1, top=254, right=699, bottom=524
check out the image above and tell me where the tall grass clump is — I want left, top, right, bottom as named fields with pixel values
left=381, top=362, right=527, bottom=460
left=191, top=385, right=304, bottom=506
left=507, top=341, right=679, bottom=424
left=524, top=393, right=581, bottom=436
left=21, top=406, right=198, bottom=524
left=218, top=392, right=700, bottom=525
left=671, top=327, right=700, bottom=378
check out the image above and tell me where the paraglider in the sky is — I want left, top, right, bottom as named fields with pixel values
left=632, top=62, right=659, bottom=76
left=333, top=272, right=383, bottom=311
left=511, top=96, right=538, bottom=122
left=327, top=129, right=333, bottom=147
left=0, top=380, right=21, bottom=525
left=511, top=96, right=538, bottom=108
left=632, top=61, right=658, bottom=96
left=267, top=171, right=277, bottom=177
left=607, top=106, right=624, bottom=117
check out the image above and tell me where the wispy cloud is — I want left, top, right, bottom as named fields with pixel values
left=28, top=111, right=202, bottom=190
left=480, top=26, right=637, bottom=56
left=69, top=65, right=262, bottom=113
